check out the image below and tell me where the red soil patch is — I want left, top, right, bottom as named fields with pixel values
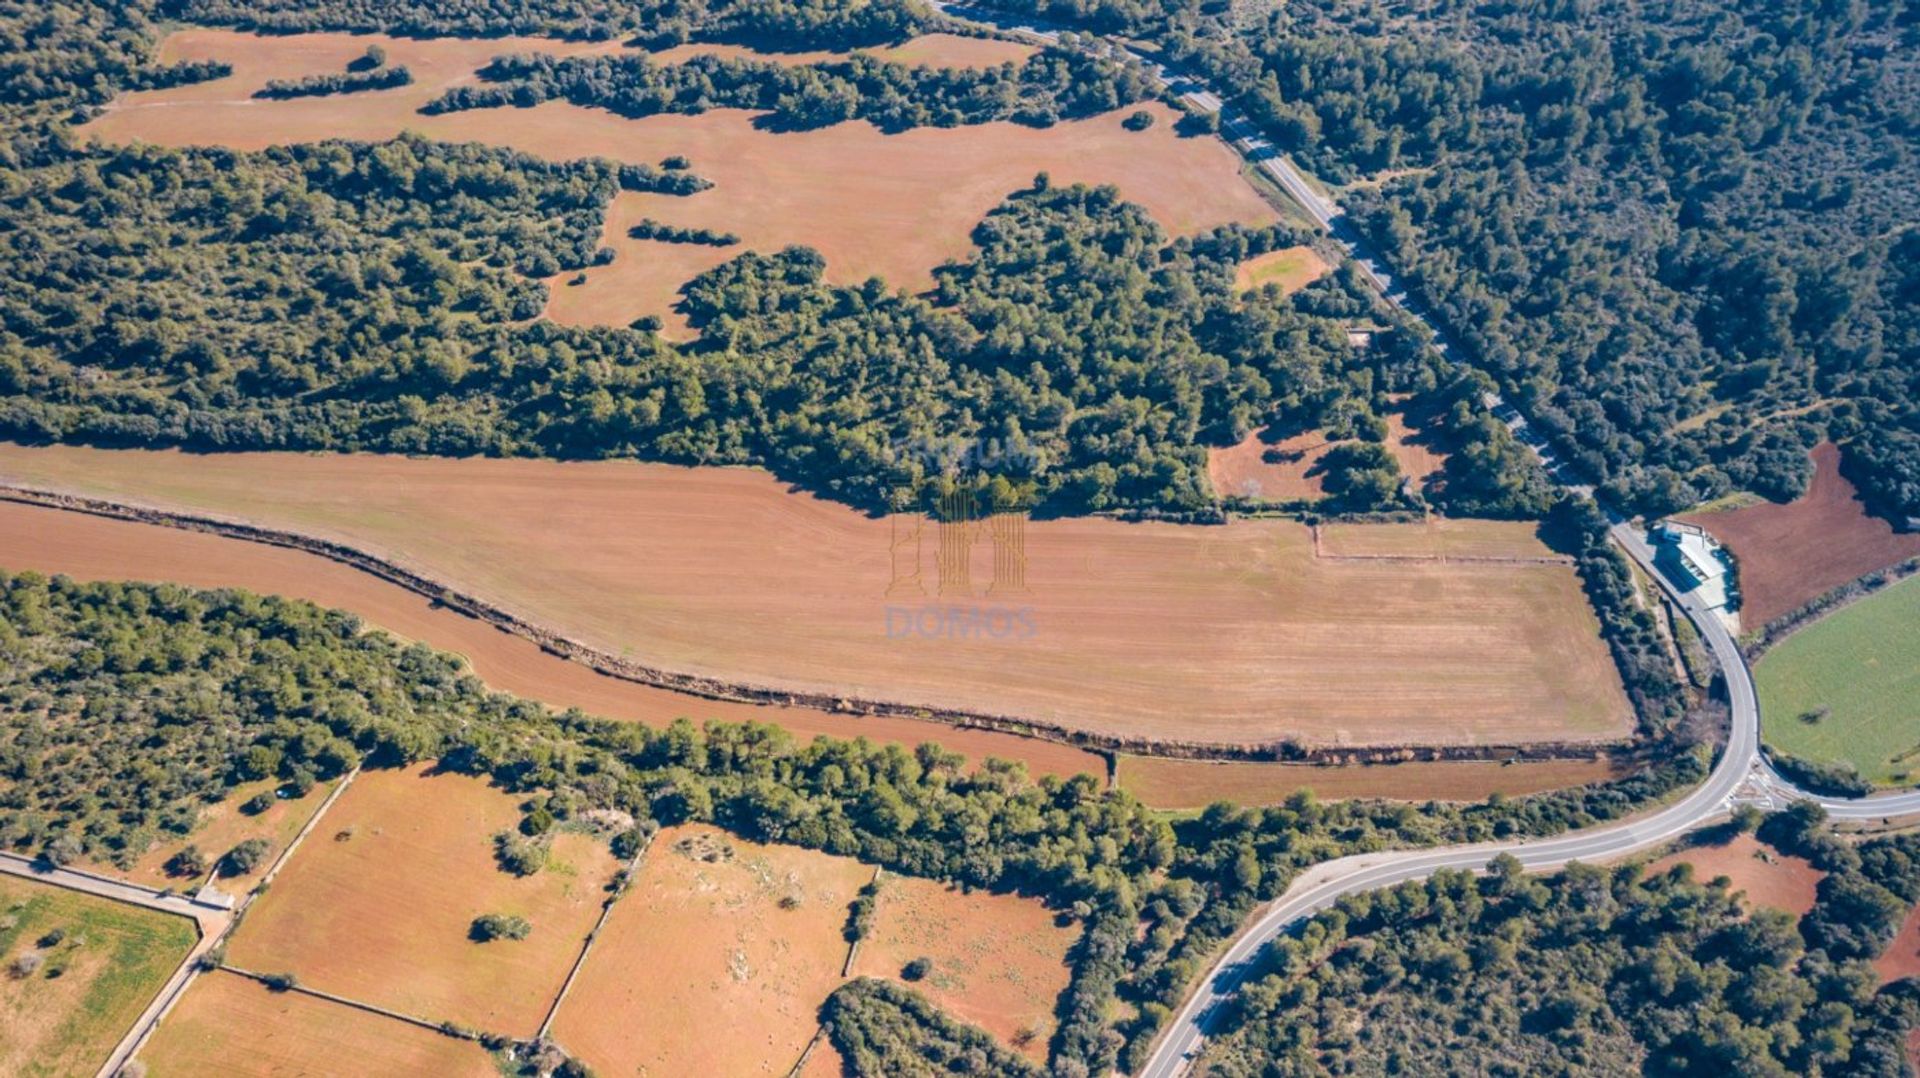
left=1117, top=755, right=1628, bottom=810
left=1876, top=902, right=1920, bottom=986
left=1646, top=833, right=1823, bottom=918
left=0, top=499, right=1100, bottom=781
left=1206, top=413, right=1444, bottom=504
left=84, top=30, right=1271, bottom=334
left=850, top=875, right=1074, bottom=1058
left=224, top=763, right=618, bottom=1037
left=138, top=970, right=494, bottom=1076
left=1680, top=443, right=1920, bottom=627
left=551, top=824, right=871, bottom=1076
left=0, top=445, right=1634, bottom=749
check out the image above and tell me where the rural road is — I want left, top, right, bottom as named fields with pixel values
left=919, top=6, right=1920, bottom=1071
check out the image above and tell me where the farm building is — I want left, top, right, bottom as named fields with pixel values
left=1651, top=521, right=1732, bottom=611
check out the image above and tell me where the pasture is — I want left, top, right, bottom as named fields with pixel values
left=85, top=29, right=1271, bottom=335
left=1755, top=573, right=1920, bottom=785
left=0, top=444, right=1636, bottom=750
left=136, top=969, right=495, bottom=1076
left=1681, top=443, right=1920, bottom=627
left=222, top=763, right=618, bottom=1037
left=0, top=875, right=196, bottom=1078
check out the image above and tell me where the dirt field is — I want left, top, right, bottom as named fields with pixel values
left=1680, top=443, right=1920, bottom=627
left=0, top=498, right=1100, bottom=780
left=1116, top=755, right=1628, bottom=810
left=1233, top=246, right=1329, bottom=295
left=0, top=875, right=197, bottom=1078
left=224, top=763, right=617, bottom=1037
left=0, top=445, right=1633, bottom=749
left=1876, top=903, right=1920, bottom=986
left=1206, top=412, right=1446, bottom=504
left=85, top=30, right=1271, bottom=334
left=850, top=875, right=1074, bottom=1058
left=137, top=969, right=495, bottom=1077
left=87, top=778, right=333, bottom=894
left=1645, top=834, right=1822, bottom=917
left=1317, top=518, right=1558, bottom=560
left=551, top=824, right=871, bottom=1075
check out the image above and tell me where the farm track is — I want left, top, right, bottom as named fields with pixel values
left=0, top=484, right=1632, bottom=768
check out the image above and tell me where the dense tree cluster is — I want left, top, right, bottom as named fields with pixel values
left=1160, top=0, right=1920, bottom=523
left=823, top=977, right=1045, bottom=1077
left=426, top=46, right=1155, bottom=133
left=0, top=571, right=1707, bottom=1073
left=1205, top=819, right=1920, bottom=1076
left=628, top=217, right=738, bottom=246
left=166, top=0, right=646, bottom=40
left=255, top=64, right=414, bottom=99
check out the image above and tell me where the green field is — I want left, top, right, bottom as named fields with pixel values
left=1757, top=573, right=1920, bottom=786
left=0, top=875, right=197, bottom=1077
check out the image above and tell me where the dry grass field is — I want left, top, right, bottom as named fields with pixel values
left=1680, top=443, right=1920, bottom=627
left=850, top=876, right=1075, bottom=1058
left=1232, top=245, right=1329, bottom=294
left=84, top=30, right=1271, bottom=334
left=550, top=824, right=871, bottom=1075
left=1116, top=755, right=1628, bottom=810
left=1645, top=833, right=1822, bottom=918
left=223, top=763, right=618, bottom=1037
left=0, top=444, right=1634, bottom=748
left=1206, top=412, right=1445, bottom=504
left=137, top=969, right=496, bottom=1077
left=0, top=499, right=1100, bottom=780
left=0, top=876, right=197, bottom=1078
left=87, top=779, right=332, bottom=894
left=1316, top=518, right=1558, bottom=560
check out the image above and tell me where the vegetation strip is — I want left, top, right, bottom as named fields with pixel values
left=0, top=485, right=1637, bottom=766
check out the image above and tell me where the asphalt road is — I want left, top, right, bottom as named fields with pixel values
left=915, top=9, right=1920, bottom=1072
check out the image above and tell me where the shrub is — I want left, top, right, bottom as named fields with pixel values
left=242, top=791, right=277, bottom=815
left=261, top=971, right=298, bottom=991
left=901, top=956, right=932, bottom=981
left=470, top=913, right=533, bottom=942
left=220, top=837, right=272, bottom=877
left=9, top=951, right=45, bottom=978
left=1122, top=109, right=1154, bottom=131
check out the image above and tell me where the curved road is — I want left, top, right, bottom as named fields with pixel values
left=912, top=8, right=1920, bottom=1072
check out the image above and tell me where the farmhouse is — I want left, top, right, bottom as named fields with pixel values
left=1651, top=521, right=1731, bottom=611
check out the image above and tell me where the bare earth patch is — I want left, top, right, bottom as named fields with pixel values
left=851, top=876, right=1074, bottom=1058
left=551, top=824, right=871, bottom=1075
left=0, top=499, right=1100, bottom=780
left=1206, top=412, right=1445, bottom=505
left=1680, top=442, right=1920, bottom=627
left=138, top=969, right=495, bottom=1076
left=1876, top=902, right=1920, bottom=986
left=1116, top=755, right=1628, bottom=810
left=1646, top=833, right=1823, bottom=918
left=84, top=30, right=1271, bottom=334
left=1232, top=245, right=1328, bottom=295
left=0, top=445, right=1634, bottom=749
left=223, top=762, right=618, bottom=1037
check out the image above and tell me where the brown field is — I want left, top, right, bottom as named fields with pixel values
left=1116, top=755, right=1629, bottom=810
left=0, top=499, right=1100, bottom=780
left=88, top=778, right=333, bottom=894
left=850, top=876, right=1075, bottom=1058
left=551, top=824, right=871, bottom=1075
left=1233, top=245, right=1329, bottom=295
left=1206, top=412, right=1445, bottom=504
left=1680, top=443, right=1920, bottom=627
left=1317, top=518, right=1558, bottom=560
left=224, top=763, right=618, bottom=1036
left=138, top=970, right=495, bottom=1077
left=1646, top=834, right=1822, bottom=917
left=85, top=30, right=1270, bottom=334
left=1877, top=903, right=1920, bottom=986
left=0, top=445, right=1634, bottom=748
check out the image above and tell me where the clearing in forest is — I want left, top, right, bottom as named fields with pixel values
left=0, top=875, right=197, bottom=1078
left=1877, top=903, right=1920, bottom=986
left=84, top=29, right=1271, bottom=335
left=548, top=824, right=871, bottom=1075
left=1645, top=833, right=1822, bottom=918
left=0, top=444, right=1635, bottom=749
left=1232, top=245, right=1329, bottom=294
left=1680, top=443, right=1920, bottom=627
left=1206, top=412, right=1446, bottom=505
left=137, top=969, right=495, bottom=1076
left=222, top=762, right=619, bottom=1037
left=1115, top=755, right=1628, bottom=811
left=1755, top=573, right=1920, bottom=786
left=849, top=875, right=1075, bottom=1059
